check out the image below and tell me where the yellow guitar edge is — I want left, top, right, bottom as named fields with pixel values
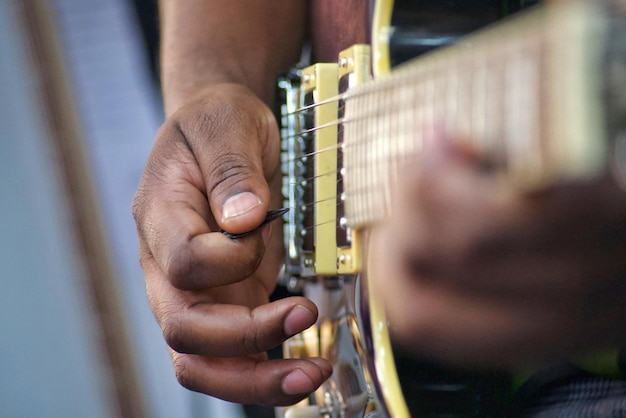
left=371, top=1, right=410, bottom=415
left=368, top=279, right=410, bottom=418
left=372, top=0, right=393, bottom=77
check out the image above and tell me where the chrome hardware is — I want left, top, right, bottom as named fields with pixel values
left=279, top=71, right=315, bottom=285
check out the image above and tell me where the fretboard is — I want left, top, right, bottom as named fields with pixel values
left=343, top=0, right=609, bottom=228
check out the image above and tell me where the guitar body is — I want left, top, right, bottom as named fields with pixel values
left=367, top=3, right=532, bottom=416
left=384, top=0, right=533, bottom=68
left=278, top=0, right=624, bottom=417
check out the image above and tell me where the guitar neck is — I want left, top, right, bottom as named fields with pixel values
left=343, top=0, right=612, bottom=228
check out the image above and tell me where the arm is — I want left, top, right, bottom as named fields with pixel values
left=160, top=0, right=305, bottom=112
left=132, top=0, right=332, bottom=406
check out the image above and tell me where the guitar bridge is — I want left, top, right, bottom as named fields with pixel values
left=279, top=47, right=370, bottom=290
left=277, top=46, right=375, bottom=418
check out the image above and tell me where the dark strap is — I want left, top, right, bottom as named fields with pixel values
left=508, top=362, right=626, bottom=418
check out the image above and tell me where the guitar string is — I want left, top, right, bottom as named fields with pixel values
left=283, top=108, right=421, bottom=230
left=282, top=195, right=345, bottom=233
left=300, top=218, right=338, bottom=234
left=282, top=144, right=397, bottom=228
left=284, top=91, right=349, bottom=116
left=289, top=195, right=343, bottom=214
left=283, top=101, right=412, bottom=166
left=284, top=62, right=514, bottom=185
left=281, top=74, right=473, bottom=229
left=281, top=69, right=407, bottom=147
left=283, top=76, right=404, bottom=117
left=281, top=118, right=346, bottom=141
left=282, top=104, right=394, bottom=141
left=283, top=111, right=412, bottom=175
left=282, top=94, right=410, bottom=218
left=282, top=16, right=554, bottom=229
left=283, top=46, right=491, bottom=226
left=284, top=169, right=342, bottom=185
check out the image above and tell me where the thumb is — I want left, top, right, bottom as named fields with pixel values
left=205, top=134, right=274, bottom=236
left=184, top=85, right=280, bottom=235
left=220, top=190, right=268, bottom=234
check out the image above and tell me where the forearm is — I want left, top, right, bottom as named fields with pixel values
left=160, top=0, right=306, bottom=115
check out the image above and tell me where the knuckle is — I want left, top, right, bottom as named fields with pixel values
left=162, top=314, right=189, bottom=354
left=188, top=105, right=225, bottom=142
left=165, top=243, right=197, bottom=290
left=171, top=354, right=196, bottom=391
left=132, top=182, right=157, bottom=240
left=206, top=151, right=257, bottom=197
left=137, top=247, right=153, bottom=271
left=241, top=373, right=261, bottom=404
left=239, top=244, right=265, bottom=277
left=241, top=315, right=264, bottom=354
left=170, top=88, right=273, bottom=203
left=131, top=189, right=144, bottom=225
left=183, top=90, right=249, bottom=147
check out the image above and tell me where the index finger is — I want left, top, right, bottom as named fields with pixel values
left=136, top=179, right=267, bottom=290
left=171, top=353, right=333, bottom=406
left=133, top=116, right=273, bottom=290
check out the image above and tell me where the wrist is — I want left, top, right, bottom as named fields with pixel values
left=162, top=67, right=276, bottom=117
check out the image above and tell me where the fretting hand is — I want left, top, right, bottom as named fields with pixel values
left=369, top=136, right=626, bottom=370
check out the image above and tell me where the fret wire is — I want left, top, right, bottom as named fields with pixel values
left=354, top=90, right=363, bottom=222
left=358, top=92, right=365, bottom=223
left=367, top=90, right=376, bottom=220
left=382, top=74, right=391, bottom=218
left=475, top=55, right=485, bottom=151
left=347, top=91, right=355, bottom=221
left=335, top=9, right=554, bottom=227
left=359, top=91, right=366, bottom=224
left=509, top=47, right=521, bottom=174
left=391, top=77, right=398, bottom=215
left=372, top=85, right=379, bottom=219
left=457, top=59, right=475, bottom=129
left=487, top=49, right=497, bottom=153
left=369, top=89, right=373, bottom=222
left=363, top=86, right=370, bottom=224
left=360, top=92, right=366, bottom=222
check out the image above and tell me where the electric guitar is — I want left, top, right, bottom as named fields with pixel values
left=277, top=0, right=626, bottom=416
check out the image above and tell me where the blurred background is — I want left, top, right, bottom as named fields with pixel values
left=0, top=0, right=245, bottom=416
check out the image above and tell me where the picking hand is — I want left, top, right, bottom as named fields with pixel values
left=132, top=83, right=331, bottom=405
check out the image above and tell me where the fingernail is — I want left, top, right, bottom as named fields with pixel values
left=284, top=305, right=316, bottom=337
left=222, top=192, right=262, bottom=222
left=282, top=369, right=316, bottom=396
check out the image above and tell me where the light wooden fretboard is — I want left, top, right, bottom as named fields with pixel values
left=343, top=0, right=610, bottom=228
